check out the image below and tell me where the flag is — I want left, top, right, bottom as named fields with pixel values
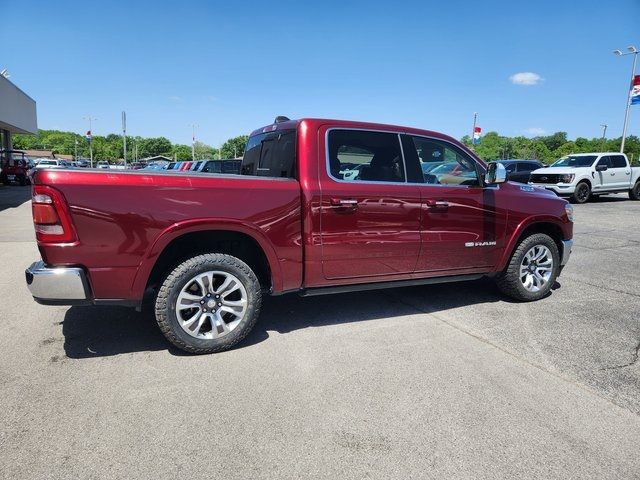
left=85, top=130, right=92, bottom=142
left=473, top=126, right=482, bottom=144
left=631, top=75, right=640, bottom=106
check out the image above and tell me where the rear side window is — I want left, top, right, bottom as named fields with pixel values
left=241, top=129, right=296, bottom=178
left=327, top=130, right=405, bottom=183
left=610, top=155, right=627, bottom=168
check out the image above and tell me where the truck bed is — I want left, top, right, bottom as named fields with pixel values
left=33, top=169, right=303, bottom=300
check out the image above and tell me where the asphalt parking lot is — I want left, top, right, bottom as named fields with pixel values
left=0, top=185, right=638, bottom=479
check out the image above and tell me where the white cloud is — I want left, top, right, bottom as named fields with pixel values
left=168, top=95, right=182, bottom=102
left=523, top=127, right=546, bottom=136
left=509, top=72, right=543, bottom=86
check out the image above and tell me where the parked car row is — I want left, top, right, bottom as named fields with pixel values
left=144, top=159, right=242, bottom=175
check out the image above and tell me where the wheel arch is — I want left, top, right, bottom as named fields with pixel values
left=497, top=219, right=566, bottom=272
left=132, top=220, right=283, bottom=299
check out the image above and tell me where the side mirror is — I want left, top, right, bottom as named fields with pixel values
left=595, top=164, right=608, bottom=172
left=485, top=162, right=507, bottom=185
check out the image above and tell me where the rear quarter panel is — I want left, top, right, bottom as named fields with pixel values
left=34, top=170, right=302, bottom=299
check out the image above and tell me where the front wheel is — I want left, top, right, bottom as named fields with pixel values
left=495, top=233, right=560, bottom=301
left=155, top=253, right=262, bottom=354
left=630, top=181, right=640, bottom=200
left=570, top=182, right=591, bottom=204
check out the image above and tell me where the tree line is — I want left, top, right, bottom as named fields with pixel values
left=12, top=129, right=248, bottom=162
left=461, top=131, right=640, bottom=165
left=12, top=128, right=640, bottom=166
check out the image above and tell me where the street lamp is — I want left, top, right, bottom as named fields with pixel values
left=613, top=45, right=638, bottom=153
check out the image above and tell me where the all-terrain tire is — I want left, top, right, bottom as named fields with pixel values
left=495, top=233, right=560, bottom=302
left=570, top=181, right=591, bottom=204
left=155, top=253, right=262, bottom=354
left=629, top=181, right=640, bottom=200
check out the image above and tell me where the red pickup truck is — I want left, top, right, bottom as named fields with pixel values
left=25, top=118, right=574, bottom=353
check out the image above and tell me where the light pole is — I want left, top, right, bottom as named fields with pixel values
left=600, top=124, right=608, bottom=150
left=122, top=111, right=127, bottom=169
left=83, top=116, right=97, bottom=167
left=471, top=112, right=478, bottom=145
left=613, top=45, right=638, bottom=153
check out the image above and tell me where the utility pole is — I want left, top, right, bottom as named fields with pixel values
left=74, top=139, right=78, bottom=161
left=613, top=46, right=638, bottom=153
left=122, top=111, right=127, bottom=169
left=83, top=116, right=96, bottom=167
left=600, top=124, right=608, bottom=150
left=190, top=124, right=198, bottom=161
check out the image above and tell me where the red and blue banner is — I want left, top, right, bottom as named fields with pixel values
left=473, top=126, right=482, bottom=144
left=631, top=75, right=640, bottom=106
left=85, top=130, right=92, bottom=143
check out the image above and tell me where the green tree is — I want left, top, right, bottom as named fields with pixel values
left=221, top=135, right=248, bottom=159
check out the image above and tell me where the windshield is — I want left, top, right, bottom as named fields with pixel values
left=551, top=155, right=597, bottom=168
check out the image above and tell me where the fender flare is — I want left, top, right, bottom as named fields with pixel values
left=496, top=215, right=566, bottom=272
left=130, top=218, right=284, bottom=297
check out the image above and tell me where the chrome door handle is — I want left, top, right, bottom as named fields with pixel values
left=330, top=198, right=358, bottom=207
left=426, top=199, right=449, bottom=209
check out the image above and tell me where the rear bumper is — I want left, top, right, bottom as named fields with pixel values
left=25, top=261, right=91, bottom=306
left=561, top=239, right=573, bottom=266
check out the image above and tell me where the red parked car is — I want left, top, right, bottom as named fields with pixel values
left=25, top=117, right=574, bottom=354
left=1, top=150, right=34, bottom=186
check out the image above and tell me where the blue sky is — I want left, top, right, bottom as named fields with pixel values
left=2, top=0, right=639, bottom=146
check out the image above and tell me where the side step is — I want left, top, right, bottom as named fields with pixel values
left=299, top=273, right=485, bottom=297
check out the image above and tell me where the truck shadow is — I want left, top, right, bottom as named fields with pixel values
left=61, top=278, right=543, bottom=358
left=0, top=185, right=31, bottom=212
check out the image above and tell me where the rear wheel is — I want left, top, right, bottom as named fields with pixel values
left=570, top=181, right=591, bottom=204
left=17, top=174, right=27, bottom=186
left=629, top=181, right=640, bottom=200
left=495, top=233, right=560, bottom=301
left=155, top=253, right=262, bottom=354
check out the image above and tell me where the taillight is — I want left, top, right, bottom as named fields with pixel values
left=32, top=186, right=77, bottom=243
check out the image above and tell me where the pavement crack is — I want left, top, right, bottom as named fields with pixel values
left=383, top=291, right=640, bottom=416
left=601, top=338, right=640, bottom=371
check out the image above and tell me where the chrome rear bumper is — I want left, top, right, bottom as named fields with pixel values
left=561, top=239, right=573, bottom=266
left=25, top=261, right=91, bottom=305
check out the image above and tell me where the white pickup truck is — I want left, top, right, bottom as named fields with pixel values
left=529, top=152, right=640, bottom=203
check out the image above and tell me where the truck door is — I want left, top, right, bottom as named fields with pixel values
left=594, top=156, right=613, bottom=191
left=609, top=154, right=632, bottom=189
left=319, top=128, right=421, bottom=280
left=404, top=135, right=506, bottom=273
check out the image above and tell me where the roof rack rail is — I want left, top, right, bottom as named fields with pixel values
left=274, top=116, right=290, bottom=124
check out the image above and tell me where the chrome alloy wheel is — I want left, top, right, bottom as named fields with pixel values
left=519, top=245, right=553, bottom=292
left=175, top=271, right=248, bottom=339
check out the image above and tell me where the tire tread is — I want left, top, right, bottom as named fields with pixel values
left=154, top=253, right=262, bottom=354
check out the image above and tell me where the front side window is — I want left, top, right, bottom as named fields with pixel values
left=327, top=130, right=405, bottom=183
left=597, top=156, right=611, bottom=168
left=411, top=136, right=479, bottom=186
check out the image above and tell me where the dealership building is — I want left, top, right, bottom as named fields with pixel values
left=0, top=74, right=37, bottom=152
